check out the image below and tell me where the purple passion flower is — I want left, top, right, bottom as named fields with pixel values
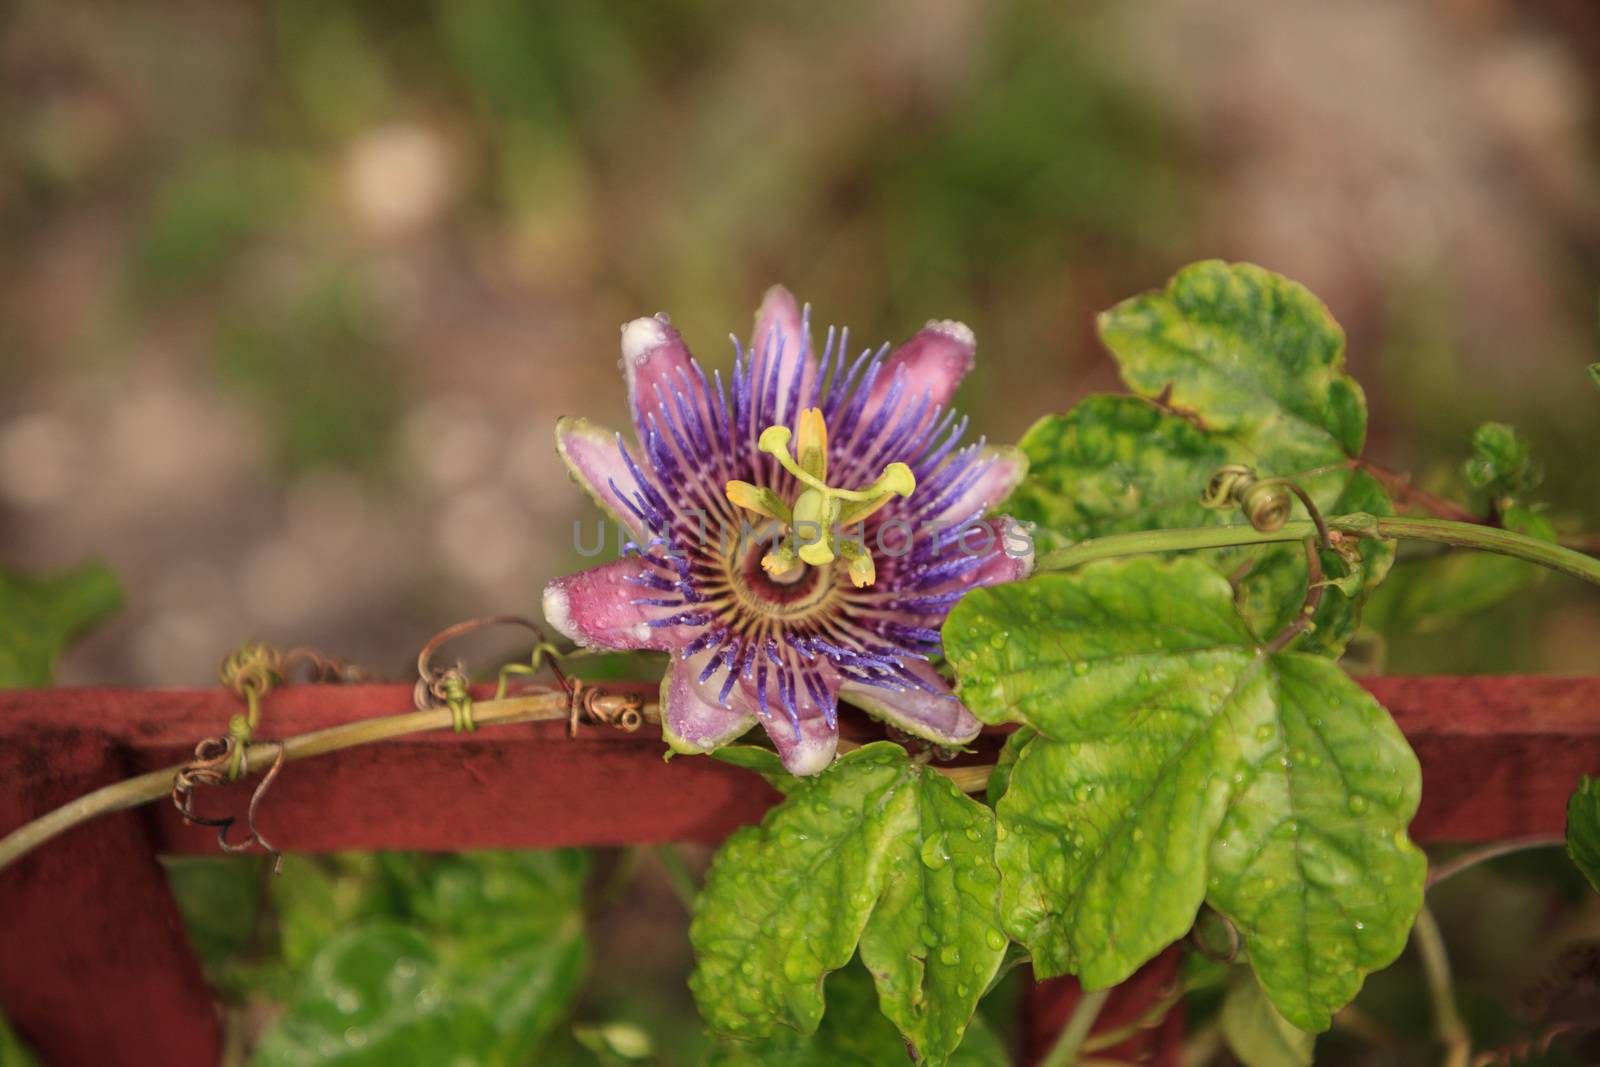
left=543, top=287, right=1032, bottom=775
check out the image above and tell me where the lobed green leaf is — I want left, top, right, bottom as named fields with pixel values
left=690, top=744, right=1005, bottom=1065
left=946, top=558, right=1425, bottom=1031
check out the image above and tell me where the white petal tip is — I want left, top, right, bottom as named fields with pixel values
left=620, top=316, right=669, bottom=365
left=780, top=732, right=838, bottom=776
left=925, top=319, right=976, bottom=347
left=542, top=582, right=579, bottom=645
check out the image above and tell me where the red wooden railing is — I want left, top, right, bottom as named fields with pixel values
left=2, top=676, right=1597, bottom=1065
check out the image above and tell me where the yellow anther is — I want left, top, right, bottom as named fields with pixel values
left=761, top=548, right=805, bottom=583
left=726, top=480, right=789, bottom=521
left=846, top=549, right=875, bottom=588
left=796, top=407, right=828, bottom=481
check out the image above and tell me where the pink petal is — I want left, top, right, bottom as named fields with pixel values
left=621, top=314, right=697, bottom=430
left=761, top=712, right=838, bottom=777
left=838, top=658, right=982, bottom=745
left=928, top=444, right=1029, bottom=527
left=556, top=416, right=648, bottom=539
left=750, top=285, right=818, bottom=425
left=868, top=319, right=976, bottom=415
left=934, top=514, right=1036, bottom=592
left=739, top=662, right=841, bottom=776
left=542, top=557, right=696, bottom=653
left=660, top=653, right=757, bottom=754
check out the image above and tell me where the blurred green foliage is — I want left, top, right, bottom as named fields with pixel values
left=165, top=850, right=589, bottom=1065
left=216, top=272, right=401, bottom=473
left=0, top=562, right=121, bottom=688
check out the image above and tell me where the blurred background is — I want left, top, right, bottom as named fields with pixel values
left=3, top=1, right=1600, bottom=1063
left=3, top=0, right=1598, bottom=687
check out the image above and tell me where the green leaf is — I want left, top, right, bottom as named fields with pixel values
left=0, top=562, right=121, bottom=687
left=1588, top=362, right=1600, bottom=390
left=257, top=851, right=588, bottom=1067
left=1099, top=260, right=1365, bottom=463
left=1567, top=776, right=1600, bottom=894
left=946, top=558, right=1425, bottom=1031
left=986, top=727, right=1035, bottom=809
left=1220, top=968, right=1315, bottom=1067
left=162, top=857, right=267, bottom=977
left=1462, top=422, right=1542, bottom=501
left=1364, top=506, right=1556, bottom=634
left=703, top=963, right=1008, bottom=1067
left=690, top=744, right=1005, bottom=1065
left=1006, top=393, right=1391, bottom=656
left=1085, top=261, right=1392, bottom=653
left=1004, top=395, right=1230, bottom=555
left=253, top=923, right=497, bottom=1065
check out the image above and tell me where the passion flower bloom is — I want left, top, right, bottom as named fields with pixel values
left=543, top=287, right=1032, bottom=775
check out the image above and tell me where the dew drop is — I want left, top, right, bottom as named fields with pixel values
left=985, top=929, right=1008, bottom=951
left=964, top=827, right=983, bottom=842
left=938, top=945, right=961, bottom=965
left=990, top=632, right=1009, bottom=650
left=1072, top=661, right=1090, bottom=676
left=920, top=834, right=951, bottom=870
left=1347, top=794, right=1369, bottom=815
left=1254, top=724, right=1275, bottom=743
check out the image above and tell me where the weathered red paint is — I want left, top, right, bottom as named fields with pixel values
left=1, top=675, right=1596, bottom=1065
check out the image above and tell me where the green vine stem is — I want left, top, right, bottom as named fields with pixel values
left=1038, top=987, right=1113, bottom=1067
left=0, top=691, right=588, bottom=874
left=1426, top=834, right=1566, bottom=890
left=1413, top=905, right=1471, bottom=1067
left=1037, top=514, right=1600, bottom=588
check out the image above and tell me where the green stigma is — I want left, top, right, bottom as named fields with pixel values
left=725, top=408, right=915, bottom=588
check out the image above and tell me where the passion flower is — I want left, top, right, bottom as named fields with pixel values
left=543, top=287, right=1031, bottom=774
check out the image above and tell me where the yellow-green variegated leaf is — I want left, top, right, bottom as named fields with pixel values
left=945, top=558, right=1424, bottom=1031
left=690, top=744, right=1006, bottom=1066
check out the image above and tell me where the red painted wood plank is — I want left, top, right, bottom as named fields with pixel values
left=0, top=727, right=223, bottom=1065
left=0, top=676, right=1596, bottom=854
